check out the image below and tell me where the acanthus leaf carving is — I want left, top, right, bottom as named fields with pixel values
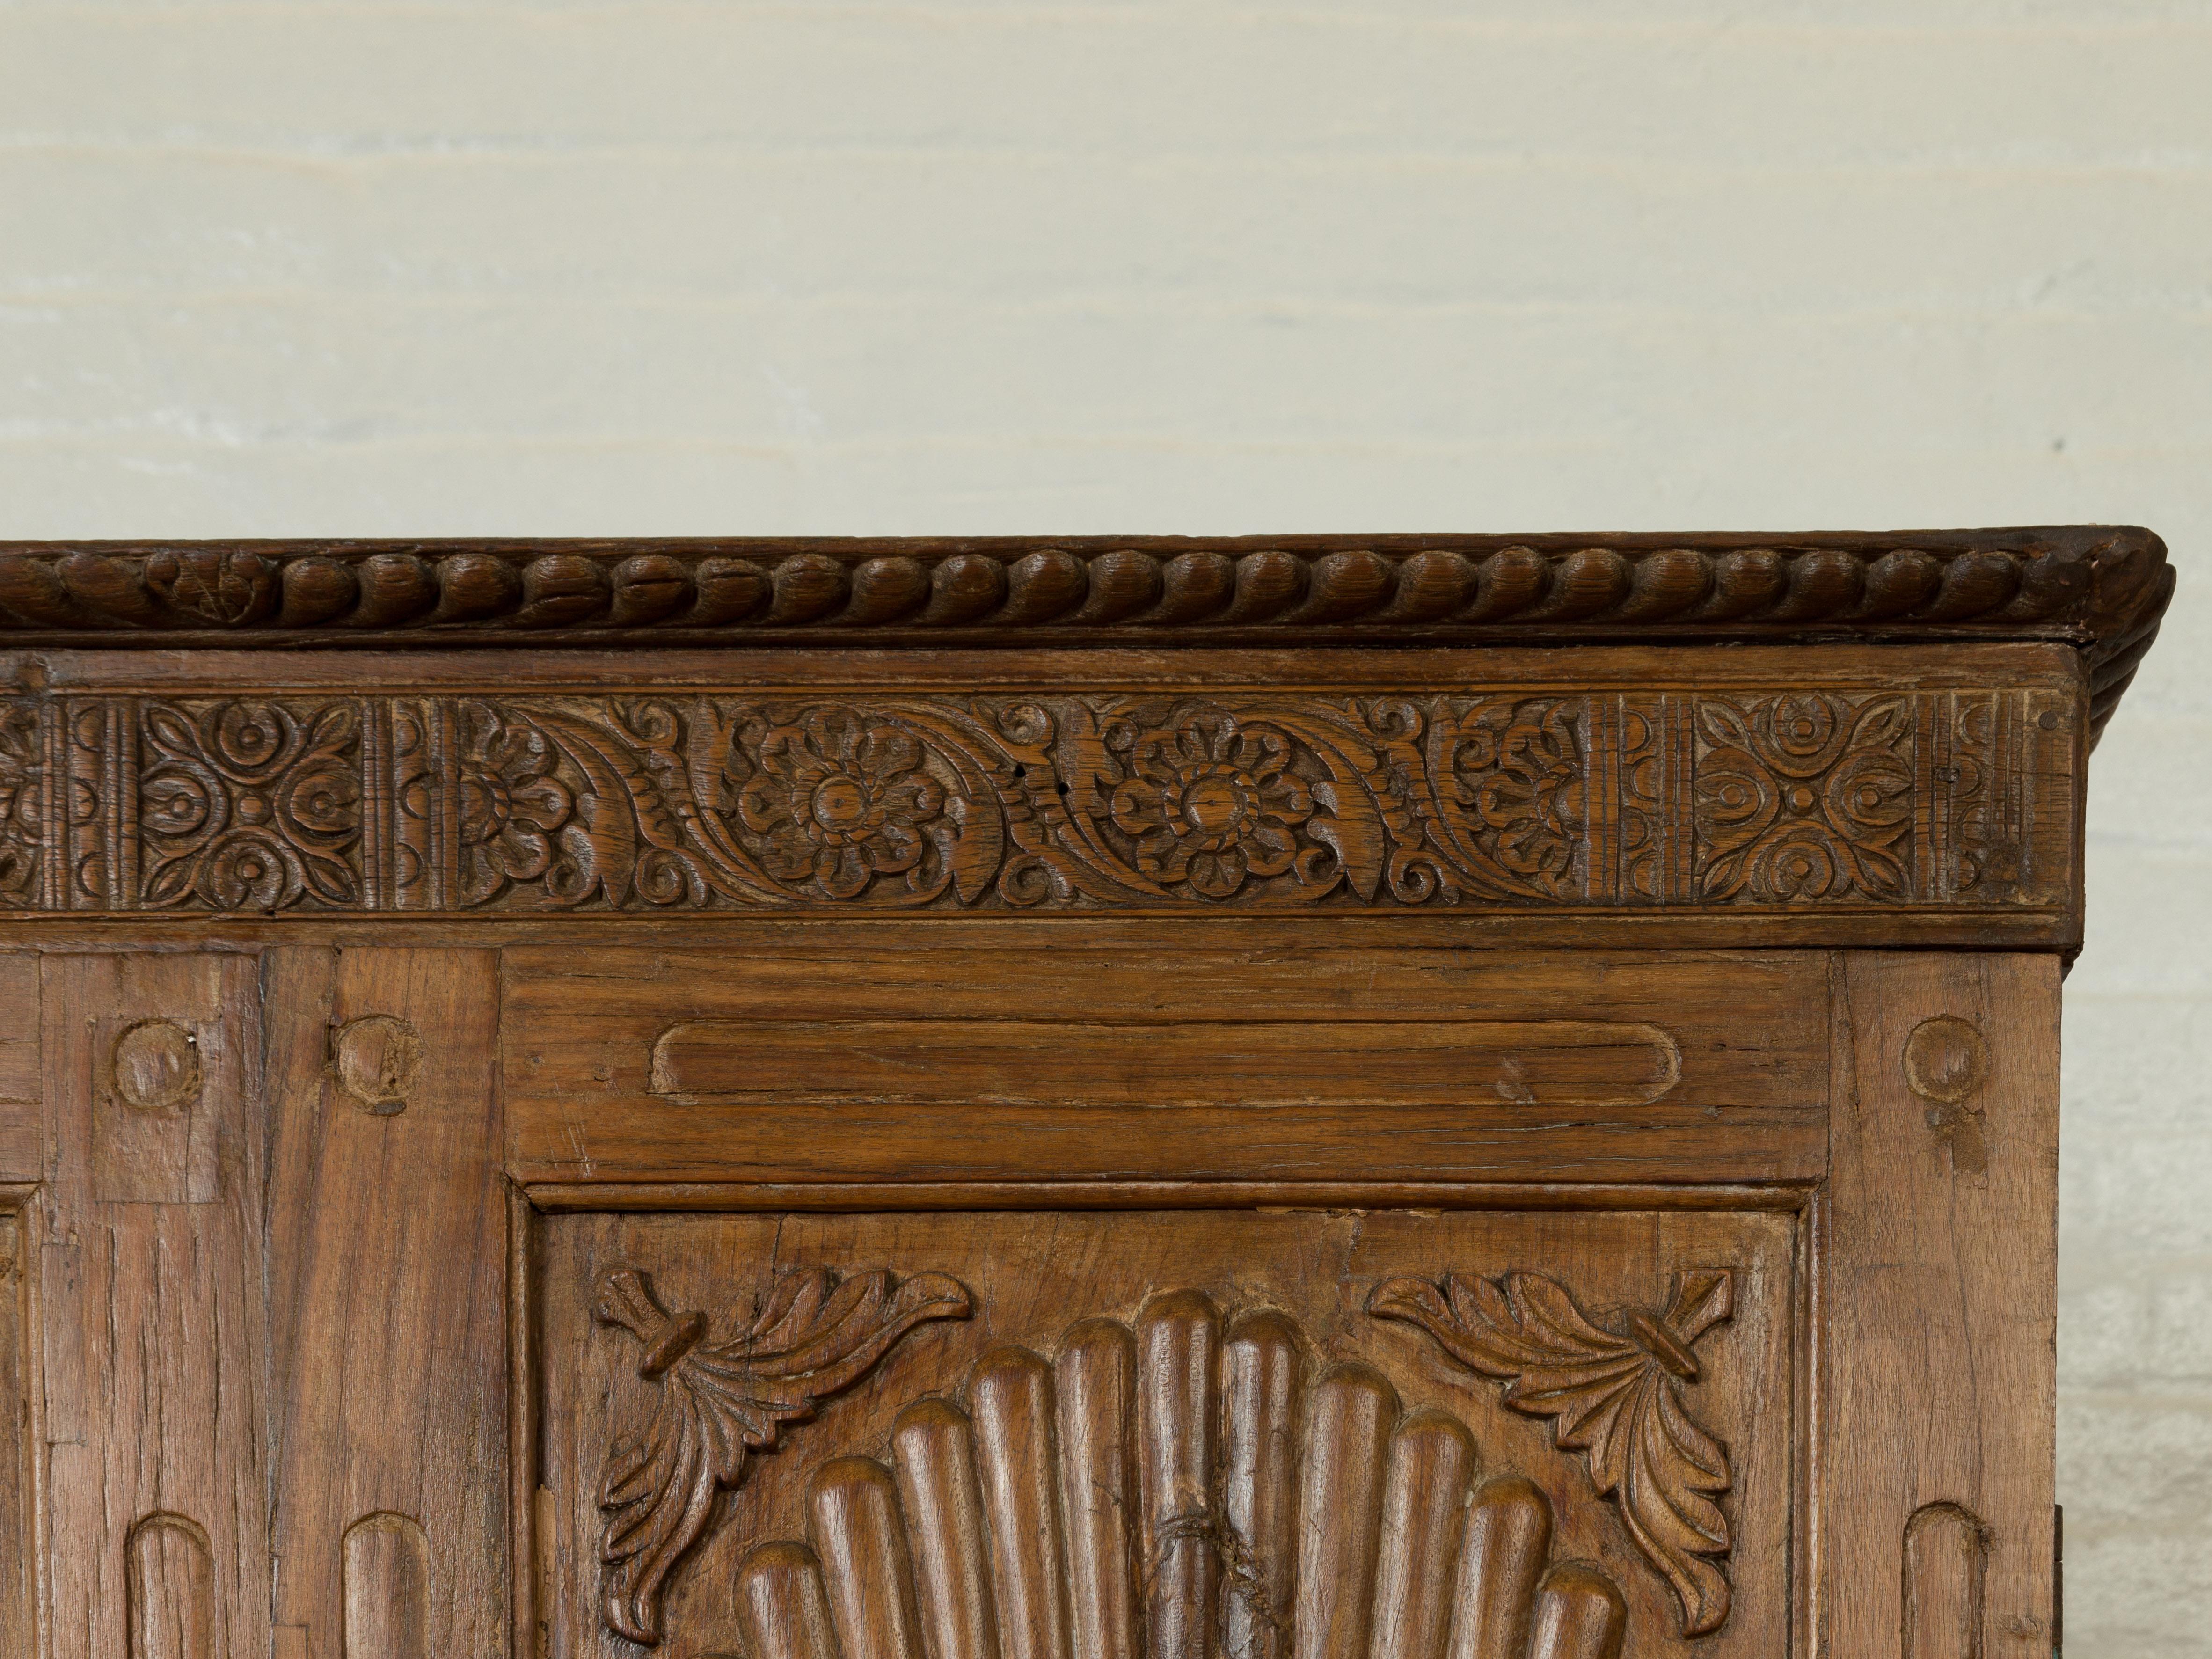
left=1368, top=1267, right=1736, bottom=1638
left=594, top=1264, right=972, bottom=1646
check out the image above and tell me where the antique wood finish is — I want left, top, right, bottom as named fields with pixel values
left=0, top=528, right=2166, bottom=1659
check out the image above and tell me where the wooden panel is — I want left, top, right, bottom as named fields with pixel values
left=39, top=953, right=270, bottom=1659
left=651, top=1017, right=1683, bottom=1109
left=534, top=1205, right=1793, bottom=1659
left=1821, top=953, right=2058, bottom=1658
left=0, top=953, right=37, bottom=1180
left=505, top=943, right=1828, bottom=1184
left=265, top=947, right=508, bottom=1659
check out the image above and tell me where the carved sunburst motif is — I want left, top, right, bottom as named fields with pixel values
left=1369, top=1268, right=1736, bottom=1637
left=594, top=1264, right=972, bottom=1645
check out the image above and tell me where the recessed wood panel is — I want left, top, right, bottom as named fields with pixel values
left=505, top=940, right=1828, bottom=1185
left=529, top=1204, right=1796, bottom=1659
left=650, top=1018, right=1683, bottom=1110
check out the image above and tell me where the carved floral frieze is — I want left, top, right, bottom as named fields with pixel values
left=0, top=685, right=2072, bottom=915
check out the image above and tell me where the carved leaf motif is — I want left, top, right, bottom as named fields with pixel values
left=1368, top=1268, right=1735, bottom=1637
left=0, top=686, right=2071, bottom=915
left=595, top=1264, right=972, bottom=1645
left=1692, top=693, right=1914, bottom=903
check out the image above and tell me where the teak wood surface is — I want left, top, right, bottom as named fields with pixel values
left=0, top=528, right=2170, bottom=1659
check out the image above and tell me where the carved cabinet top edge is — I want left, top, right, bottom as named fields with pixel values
left=0, top=524, right=2168, bottom=734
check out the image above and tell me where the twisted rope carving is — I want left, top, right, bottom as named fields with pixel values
left=0, top=530, right=2168, bottom=735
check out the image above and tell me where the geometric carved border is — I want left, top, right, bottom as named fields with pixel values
left=0, top=684, right=2074, bottom=916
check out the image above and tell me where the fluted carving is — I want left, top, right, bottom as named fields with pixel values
left=629, top=1289, right=1641, bottom=1659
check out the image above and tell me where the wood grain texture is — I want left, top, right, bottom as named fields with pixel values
left=0, top=1192, right=29, bottom=1659
left=504, top=942, right=1827, bottom=1185
left=1448, top=1478, right=1554, bottom=1659
left=892, top=1399, right=1001, bottom=1659
left=344, top=1513, right=432, bottom=1659
left=1221, top=1313, right=1302, bottom=1659
left=1822, top=953, right=2059, bottom=1659
left=1138, top=1290, right=1221, bottom=1659
left=1057, top=1320, right=1141, bottom=1659
left=39, top=953, right=270, bottom=1659
left=1370, top=1411, right=1480, bottom=1659
left=650, top=1019, right=1684, bottom=1110
left=809, top=1457, right=928, bottom=1659
left=127, top=1513, right=215, bottom=1659
left=264, top=947, right=507, bottom=1659
left=0, top=954, right=37, bottom=1180
left=970, top=1348, right=1074, bottom=1659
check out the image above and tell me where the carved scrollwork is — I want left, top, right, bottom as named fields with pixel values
left=0, top=700, right=43, bottom=907
left=594, top=1264, right=972, bottom=1646
left=1369, top=1268, right=1737, bottom=1638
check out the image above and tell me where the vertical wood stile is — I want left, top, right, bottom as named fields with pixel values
left=894, top=1398, right=1002, bottom=1659
left=265, top=948, right=507, bottom=1657
left=1524, top=1567, right=1625, bottom=1659
left=811, top=1457, right=928, bottom=1659
left=1293, top=1364, right=1399, bottom=1659
left=342, top=1513, right=431, bottom=1659
left=44, top=955, right=270, bottom=1659
left=1221, top=1312, right=1304, bottom=1659
left=1055, top=1319, right=1140, bottom=1659
left=738, top=1542, right=842, bottom=1659
left=1444, top=1478, right=1552, bottom=1659
left=1367, top=1412, right=1478, bottom=1659
left=1826, top=955, right=2058, bottom=1655
left=971, top=1347, right=1074, bottom=1659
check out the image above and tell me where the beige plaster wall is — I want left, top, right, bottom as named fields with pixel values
left=2, top=3, right=2208, bottom=1650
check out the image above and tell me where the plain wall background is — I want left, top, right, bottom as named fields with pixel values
left=3, top=2, right=2207, bottom=1650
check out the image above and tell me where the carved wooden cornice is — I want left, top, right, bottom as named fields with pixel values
left=0, top=525, right=2169, bottom=737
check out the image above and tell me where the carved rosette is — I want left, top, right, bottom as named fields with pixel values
left=594, top=1265, right=972, bottom=1646
left=138, top=700, right=361, bottom=910
left=1370, top=1269, right=1737, bottom=1637
left=0, top=685, right=2073, bottom=916
left=1692, top=694, right=1915, bottom=902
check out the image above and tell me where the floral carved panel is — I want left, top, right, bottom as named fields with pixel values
left=0, top=683, right=2074, bottom=915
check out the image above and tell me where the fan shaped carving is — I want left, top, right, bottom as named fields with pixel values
left=636, top=1288, right=1634, bottom=1659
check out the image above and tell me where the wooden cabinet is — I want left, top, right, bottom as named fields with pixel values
left=0, top=528, right=2172, bottom=1658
